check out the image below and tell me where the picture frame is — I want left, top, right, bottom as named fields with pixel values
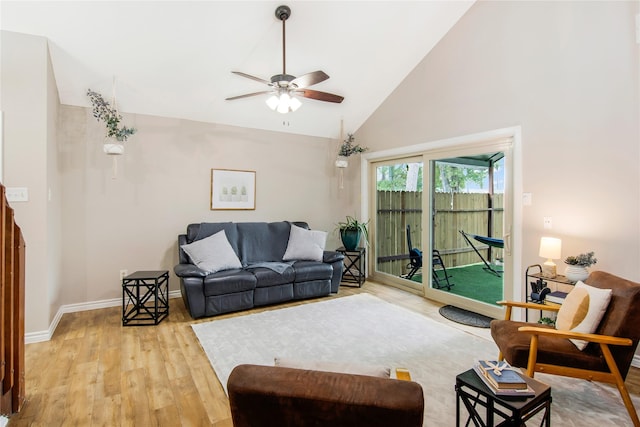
left=210, top=169, right=256, bottom=210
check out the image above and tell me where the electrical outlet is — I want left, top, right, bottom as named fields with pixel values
left=120, top=269, right=128, bottom=280
left=543, top=217, right=552, bottom=229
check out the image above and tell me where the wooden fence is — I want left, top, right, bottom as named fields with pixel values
left=376, top=191, right=503, bottom=277
left=0, top=184, right=25, bottom=414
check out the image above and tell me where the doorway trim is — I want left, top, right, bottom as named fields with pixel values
left=360, top=126, right=523, bottom=317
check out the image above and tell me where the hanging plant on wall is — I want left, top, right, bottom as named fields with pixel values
left=87, top=89, right=136, bottom=155
left=336, top=133, right=368, bottom=168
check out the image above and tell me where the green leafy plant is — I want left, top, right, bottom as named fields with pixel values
left=338, top=134, right=368, bottom=157
left=564, top=252, right=597, bottom=267
left=336, top=216, right=370, bottom=245
left=538, top=317, right=556, bottom=326
left=87, top=89, right=137, bottom=142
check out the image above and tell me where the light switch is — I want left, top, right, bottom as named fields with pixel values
left=5, top=187, right=29, bottom=202
left=6, top=187, right=28, bottom=202
left=522, top=193, right=532, bottom=206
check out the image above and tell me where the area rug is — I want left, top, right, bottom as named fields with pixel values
left=439, top=304, right=493, bottom=328
left=192, top=294, right=639, bottom=426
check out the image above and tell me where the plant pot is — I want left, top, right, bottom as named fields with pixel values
left=335, top=156, right=349, bottom=168
left=340, top=229, right=361, bottom=251
left=103, top=142, right=125, bottom=155
left=565, top=265, right=589, bottom=282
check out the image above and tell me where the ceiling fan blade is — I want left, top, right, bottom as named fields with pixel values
left=231, top=71, right=271, bottom=85
left=226, top=91, right=272, bottom=101
left=296, top=89, right=344, bottom=104
left=290, top=71, right=330, bottom=89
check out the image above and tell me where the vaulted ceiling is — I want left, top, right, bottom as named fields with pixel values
left=1, top=1, right=474, bottom=138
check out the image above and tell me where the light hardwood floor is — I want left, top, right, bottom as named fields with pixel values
left=8, top=282, right=640, bottom=426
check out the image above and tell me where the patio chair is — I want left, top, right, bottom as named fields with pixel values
left=405, top=225, right=453, bottom=290
left=490, top=271, right=640, bottom=426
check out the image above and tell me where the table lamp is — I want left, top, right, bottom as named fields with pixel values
left=539, top=237, right=562, bottom=278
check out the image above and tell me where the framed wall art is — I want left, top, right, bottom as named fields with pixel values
left=210, top=169, right=256, bottom=210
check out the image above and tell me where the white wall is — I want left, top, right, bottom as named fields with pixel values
left=357, top=1, right=640, bottom=281
left=3, top=30, right=351, bottom=335
left=1, top=31, right=59, bottom=332
left=57, top=106, right=346, bottom=309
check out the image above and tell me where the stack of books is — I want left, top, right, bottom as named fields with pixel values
left=545, top=291, right=568, bottom=304
left=473, top=360, right=535, bottom=397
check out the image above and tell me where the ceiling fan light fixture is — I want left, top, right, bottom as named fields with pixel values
left=266, top=94, right=280, bottom=110
left=266, top=91, right=302, bottom=114
left=228, top=5, right=344, bottom=110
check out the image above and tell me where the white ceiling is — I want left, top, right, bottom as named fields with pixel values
left=1, top=1, right=474, bottom=139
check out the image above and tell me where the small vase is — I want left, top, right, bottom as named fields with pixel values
left=565, top=265, right=589, bottom=282
left=103, top=142, right=125, bottom=155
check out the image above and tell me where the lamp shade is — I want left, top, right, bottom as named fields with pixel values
left=539, top=237, right=562, bottom=259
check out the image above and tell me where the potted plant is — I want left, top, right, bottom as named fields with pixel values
left=87, top=89, right=136, bottom=154
left=336, top=216, right=369, bottom=251
left=564, top=251, right=597, bottom=282
left=336, top=134, right=368, bottom=168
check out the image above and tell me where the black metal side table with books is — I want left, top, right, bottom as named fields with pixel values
left=122, top=270, right=169, bottom=326
left=455, top=369, right=552, bottom=426
left=336, top=247, right=366, bottom=287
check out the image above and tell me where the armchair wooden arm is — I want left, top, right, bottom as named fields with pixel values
left=517, top=325, right=633, bottom=347
left=496, top=300, right=560, bottom=321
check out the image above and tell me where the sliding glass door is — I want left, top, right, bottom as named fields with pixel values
left=367, top=132, right=515, bottom=319
left=427, top=152, right=506, bottom=315
left=371, top=157, right=424, bottom=292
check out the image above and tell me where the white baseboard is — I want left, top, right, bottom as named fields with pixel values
left=25, top=290, right=182, bottom=344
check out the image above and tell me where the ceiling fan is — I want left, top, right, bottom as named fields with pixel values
left=225, top=5, right=344, bottom=114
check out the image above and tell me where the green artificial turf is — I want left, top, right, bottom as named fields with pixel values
left=411, top=263, right=503, bottom=306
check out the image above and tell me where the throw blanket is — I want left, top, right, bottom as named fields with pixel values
left=245, top=262, right=294, bottom=274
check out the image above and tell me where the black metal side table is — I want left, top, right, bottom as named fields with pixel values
left=122, top=270, right=169, bottom=326
left=455, top=369, right=551, bottom=427
left=336, top=247, right=366, bottom=287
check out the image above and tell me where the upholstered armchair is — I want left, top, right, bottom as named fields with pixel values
left=491, top=271, right=640, bottom=426
left=227, top=364, right=424, bottom=427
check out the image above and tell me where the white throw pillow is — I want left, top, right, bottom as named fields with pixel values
left=282, top=224, right=327, bottom=262
left=181, top=230, right=242, bottom=273
left=556, top=280, right=612, bottom=350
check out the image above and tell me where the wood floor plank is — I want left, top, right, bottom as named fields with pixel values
left=5, top=281, right=640, bottom=425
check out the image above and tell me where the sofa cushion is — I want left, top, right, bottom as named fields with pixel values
left=283, top=224, right=327, bottom=262
left=490, top=319, right=609, bottom=372
left=556, top=280, right=612, bottom=350
left=181, top=230, right=242, bottom=273
left=246, top=266, right=295, bottom=288
left=291, top=261, right=333, bottom=282
left=188, top=222, right=238, bottom=244
left=203, top=270, right=257, bottom=297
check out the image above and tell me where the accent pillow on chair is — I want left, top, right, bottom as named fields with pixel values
left=181, top=230, right=242, bottom=273
left=282, top=224, right=327, bottom=262
left=555, top=280, right=612, bottom=350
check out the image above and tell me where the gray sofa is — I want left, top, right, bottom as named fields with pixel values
left=174, top=221, right=344, bottom=319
